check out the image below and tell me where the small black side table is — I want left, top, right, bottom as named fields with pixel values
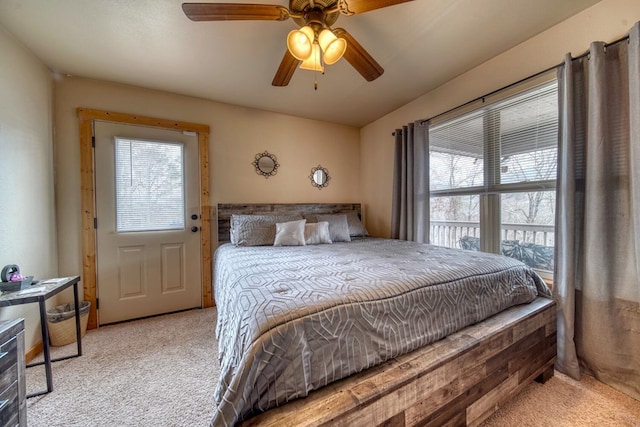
left=0, top=275, right=82, bottom=397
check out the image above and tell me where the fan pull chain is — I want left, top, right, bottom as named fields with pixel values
left=314, top=50, right=325, bottom=91
left=314, top=53, right=319, bottom=90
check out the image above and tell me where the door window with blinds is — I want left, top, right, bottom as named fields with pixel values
left=114, top=138, right=185, bottom=232
left=429, top=80, right=557, bottom=275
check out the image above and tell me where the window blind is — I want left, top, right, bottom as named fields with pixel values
left=428, top=80, right=558, bottom=274
left=430, top=81, right=558, bottom=193
left=114, top=138, right=185, bottom=232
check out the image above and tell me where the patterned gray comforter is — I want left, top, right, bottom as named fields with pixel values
left=211, top=238, right=551, bottom=426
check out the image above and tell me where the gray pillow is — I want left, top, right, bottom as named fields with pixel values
left=274, top=220, right=307, bottom=246
left=304, top=221, right=332, bottom=245
left=230, top=214, right=302, bottom=246
left=315, top=214, right=351, bottom=242
left=344, top=210, right=368, bottom=236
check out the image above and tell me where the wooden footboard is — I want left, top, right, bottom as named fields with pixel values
left=240, top=297, right=556, bottom=427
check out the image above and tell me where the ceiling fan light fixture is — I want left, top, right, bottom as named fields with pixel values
left=299, top=43, right=324, bottom=72
left=286, top=25, right=314, bottom=60
left=183, top=1, right=393, bottom=87
left=318, top=29, right=347, bottom=65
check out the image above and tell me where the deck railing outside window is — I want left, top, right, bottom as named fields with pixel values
left=430, top=220, right=555, bottom=271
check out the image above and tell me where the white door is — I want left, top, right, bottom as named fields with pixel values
left=94, top=122, right=202, bottom=325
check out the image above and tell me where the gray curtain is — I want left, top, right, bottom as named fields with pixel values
left=391, top=121, right=429, bottom=242
left=555, top=21, right=640, bottom=400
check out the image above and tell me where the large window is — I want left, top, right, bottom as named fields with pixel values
left=429, top=81, right=557, bottom=275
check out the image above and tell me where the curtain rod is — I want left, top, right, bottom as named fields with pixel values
left=391, top=32, right=631, bottom=135
left=416, top=63, right=560, bottom=126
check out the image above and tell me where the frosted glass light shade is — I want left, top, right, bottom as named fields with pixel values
left=299, top=43, right=324, bottom=72
left=318, top=29, right=346, bottom=65
left=286, top=26, right=314, bottom=60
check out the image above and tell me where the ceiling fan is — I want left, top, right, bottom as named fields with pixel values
left=182, top=1, right=414, bottom=87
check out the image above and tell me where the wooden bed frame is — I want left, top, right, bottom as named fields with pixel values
left=216, top=203, right=557, bottom=427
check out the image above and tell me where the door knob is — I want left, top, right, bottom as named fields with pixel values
left=191, top=214, right=198, bottom=220
left=191, top=226, right=199, bottom=232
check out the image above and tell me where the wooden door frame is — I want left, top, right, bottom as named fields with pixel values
left=77, top=108, right=213, bottom=329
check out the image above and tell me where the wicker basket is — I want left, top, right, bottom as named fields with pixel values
left=47, top=301, right=90, bottom=347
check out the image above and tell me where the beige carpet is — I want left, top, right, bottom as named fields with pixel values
left=27, top=308, right=219, bottom=427
left=26, top=308, right=640, bottom=427
left=481, top=371, right=640, bottom=427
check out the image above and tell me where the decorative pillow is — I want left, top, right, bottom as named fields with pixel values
left=315, top=214, right=351, bottom=242
left=274, top=220, right=307, bottom=246
left=344, top=210, right=369, bottom=236
left=304, top=221, right=332, bottom=245
left=230, top=214, right=302, bottom=246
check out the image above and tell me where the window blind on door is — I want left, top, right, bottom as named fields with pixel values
left=114, top=138, right=185, bottom=232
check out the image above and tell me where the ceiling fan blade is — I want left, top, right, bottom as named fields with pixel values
left=337, top=0, right=414, bottom=15
left=333, top=28, right=384, bottom=82
left=272, top=50, right=300, bottom=86
left=182, top=3, right=290, bottom=21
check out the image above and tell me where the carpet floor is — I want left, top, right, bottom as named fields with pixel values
left=25, top=307, right=640, bottom=426
left=27, top=307, right=219, bottom=427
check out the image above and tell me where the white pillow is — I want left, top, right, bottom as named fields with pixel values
left=273, top=220, right=307, bottom=246
left=304, top=221, right=332, bottom=245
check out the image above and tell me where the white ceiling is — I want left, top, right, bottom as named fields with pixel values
left=0, top=0, right=600, bottom=127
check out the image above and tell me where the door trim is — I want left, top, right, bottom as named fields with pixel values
left=77, top=108, right=213, bottom=329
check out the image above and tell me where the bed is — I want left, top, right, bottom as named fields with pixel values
left=213, top=203, right=556, bottom=427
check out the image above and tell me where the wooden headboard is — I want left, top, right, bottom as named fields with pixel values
left=217, top=203, right=361, bottom=244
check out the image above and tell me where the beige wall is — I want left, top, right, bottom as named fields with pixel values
left=54, top=77, right=361, bottom=286
left=0, top=26, right=57, bottom=348
left=361, top=0, right=640, bottom=237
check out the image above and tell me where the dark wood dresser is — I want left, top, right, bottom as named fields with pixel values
left=0, top=319, right=26, bottom=427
